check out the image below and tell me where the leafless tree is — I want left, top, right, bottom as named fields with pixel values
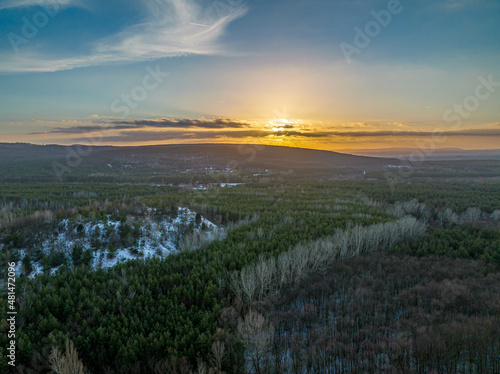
left=233, top=266, right=258, bottom=306
left=254, top=256, right=276, bottom=301
left=237, top=310, right=274, bottom=374
left=461, top=207, right=482, bottom=225
left=492, top=210, right=500, bottom=220
left=231, top=217, right=427, bottom=306
left=49, top=340, right=87, bottom=374
left=438, top=208, right=458, bottom=228
left=210, top=341, right=226, bottom=373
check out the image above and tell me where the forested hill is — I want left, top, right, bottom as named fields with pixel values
left=0, top=143, right=393, bottom=182
left=0, top=142, right=390, bottom=168
left=2, top=143, right=499, bottom=183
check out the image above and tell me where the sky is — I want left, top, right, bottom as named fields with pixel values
left=0, top=0, right=499, bottom=152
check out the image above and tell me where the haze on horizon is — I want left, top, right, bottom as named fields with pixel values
left=0, top=0, right=499, bottom=152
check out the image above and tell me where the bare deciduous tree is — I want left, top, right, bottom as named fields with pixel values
left=492, top=210, right=500, bottom=220
left=461, top=207, right=482, bottom=225
left=230, top=217, right=426, bottom=306
left=49, top=340, right=86, bottom=374
left=211, top=341, right=226, bottom=373
left=238, top=310, right=274, bottom=374
left=438, top=208, right=458, bottom=228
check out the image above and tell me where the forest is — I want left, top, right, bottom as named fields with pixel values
left=1, top=0, right=500, bottom=369
left=0, top=176, right=498, bottom=373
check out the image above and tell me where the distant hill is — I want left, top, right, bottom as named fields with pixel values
left=0, top=143, right=394, bottom=181
left=347, top=147, right=500, bottom=160
left=101, top=143, right=393, bottom=170
left=1, top=143, right=499, bottom=183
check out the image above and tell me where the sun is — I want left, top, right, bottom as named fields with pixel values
left=267, top=118, right=294, bottom=132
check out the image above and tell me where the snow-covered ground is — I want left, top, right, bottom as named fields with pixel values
left=12, top=207, right=224, bottom=278
left=193, top=182, right=244, bottom=190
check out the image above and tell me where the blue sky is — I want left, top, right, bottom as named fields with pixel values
left=0, top=0, right=499, bottom=150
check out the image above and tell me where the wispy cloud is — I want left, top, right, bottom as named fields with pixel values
left=325, top=128, right=500, bottom=137
left=107, top=118, right=252, bottom=129
left=71, top=129, right=500, bottom=144
left=67, top=129, right=291, bottom=143
left=61, top=125, right=500, bottom=144
left=33, top=117, right=253, bottom=134
left=0, top=0, right=247, bottom=73
left=0, top=0, right=82, bottom=10
left=32, top=117, right=500, bottom=140
left=432, top=0, right=500, bottom=11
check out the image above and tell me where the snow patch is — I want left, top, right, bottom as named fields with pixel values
left=14, top=207, right=223, bottom=278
